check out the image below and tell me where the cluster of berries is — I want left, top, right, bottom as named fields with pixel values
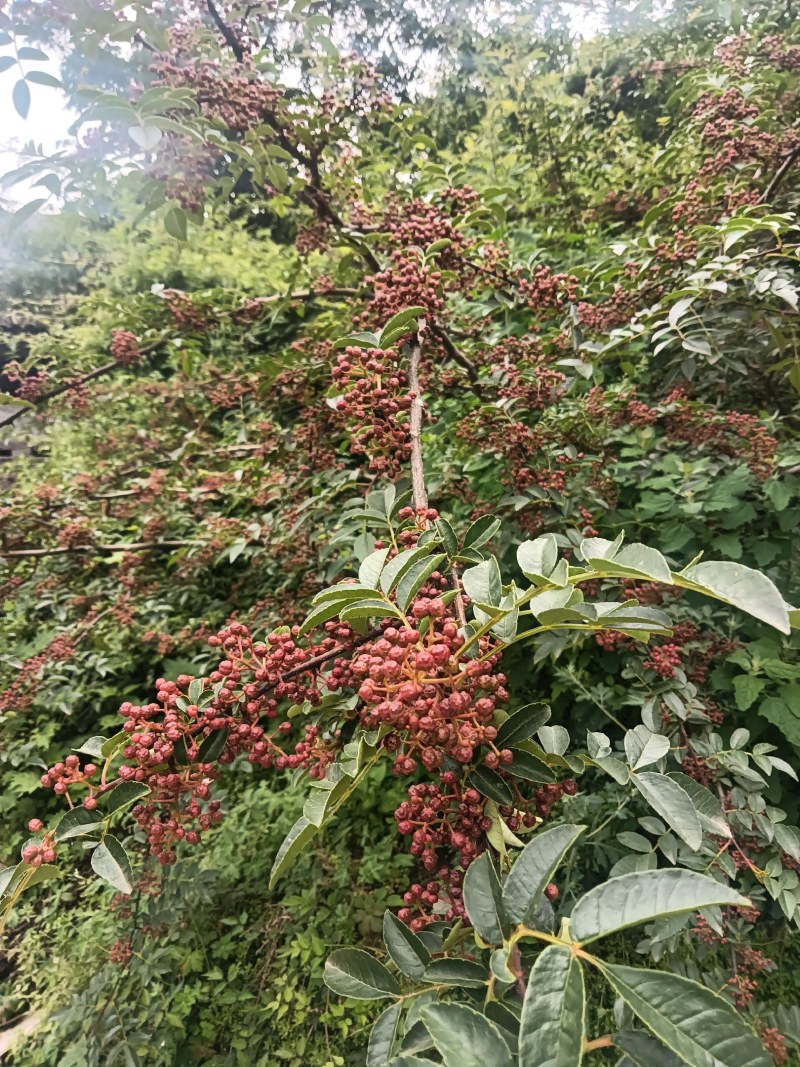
left=331, top=346, right=414, bottom=474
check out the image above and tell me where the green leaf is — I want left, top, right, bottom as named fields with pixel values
left=519, top=945, right=585, bottom=1067
left=12, top=78, right=31, bottom=118
left=517, top=535, right=559, bottom=581
left=383, top=910, right=430, bottom=978
left=421, top=958, right=488, bottom=987
left=164, top=205, right=188, bottom=241
left=368, top=1002, right=402, bottom=1067
left=396, top=555, right=446, bottom=612
left=463, top=515, right=501, bottom=549
left=359, top=547, right=392, bottom=587
left=614, top=1031, right=683, bottom=1066
left=340, top=599, right=404, bottom=624
left=196, top=727, right=229, bottom=762
left=506, top=749, right=557, bottom=784
left=129, top=124, right=163, bottom=150
left=299, top=598, right=354, bottom=636
left=54, top=807, right=104, bottom=842
left=678, top=561, right=790, bottom=634
left=733, top=674, right=766, bottom=711
left=17, top=46, right=49, bottom=60
left=379, top=306, right=427, bottom=343
left=77, top=735, right=107, bottom=757
left=270, top=738, right=383, bottom=887
left=324, top=949, right=400, bottom=1000
left=581, top=538, right=672, bottom=585
left=463, top=851, right=507, bottom=944
left=570, top=870, right=749, bottom=944
left=598, top=962, right=771, bottom=1067
left=380, top=546, right=432, bottom=595
left=420, top=1003, right=513, bottom=1067
left=91, top=836, right=133, bottom=894
left=461, top=557, right=502, bottom=607
left=503, top=824, right=586, bottom=924
left=633, top=772, right=702, bottom=851
left=624, top=726, right=670, bottom=770
left=470, top=765, right=514, bottom=805
left=665, top=773, right=730, bottom=838
left=24, top=70, right=62, bottom=88
left=103, top=781, right=150, bottom=814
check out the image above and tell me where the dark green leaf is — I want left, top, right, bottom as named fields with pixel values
left=463, top=851, right=508, bottom=944
left=633, top=773, right=702, bottom=851
left=519, top=945, right=585, bottom=1067
left=598, top=962, right=771, bottom=1067
left=324, top=949, right=400, bottom=1000
left=368, top=1002, right=402, bottom=1067
left=421, top=958, right=487, bottom=987
left=383, top=910, right=430, bottom=978
left=420, top=1003, right=513, bottom=1067
left=470, top=765, right=513, bottom=806
left=570, top=870, right=749, bottom=944
left=496, top=703, right=551, bottom=747
left=503, top=824, right=586, bottom=924
left=104, top=781, right=151, bottom=814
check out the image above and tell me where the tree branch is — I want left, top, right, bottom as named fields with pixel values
left=407, top=336, right=428, bottom=513
left=2, top=540, right=200, bottom=559
left=206, top=0, right=245, bottom=62
left=430, top=321, right=483, bottom=398
left=760, top=145, right=800, bottom=204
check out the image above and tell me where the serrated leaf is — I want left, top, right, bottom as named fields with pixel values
left=570, top=870, right=749, bottom=944
left=421, top=958, right=487, bottom=987
left=420, top=1003, right=513, bottom=1067
left=614, top=1030, right=683, bottom=1067
left=463, top=515, right=501, bottom=549
left=503, top=824, right=586, bottom=924
left=598, top=963, right=771, bottom=1067
left=396, top=555, right=446, bottom=612
left=497, top=703, right=552, bottom=747
left=359, top=547, right=392, bottom=588
left=383, top=910, right=430, bottom=978
left=380, top=546, right=432, bottom=595
left=519, top=945, right=585, bottom=1067
left=462, top=557, right=502, bottom=607
left=325, top=949, right=400, bottom=1000
left=196, top=727, right=229, bottom=762
left=54, top=807, right=104, bottom=841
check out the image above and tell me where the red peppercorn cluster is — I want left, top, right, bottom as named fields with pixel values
left=330, top=346, right=413, bottom=474
left=341, top=598, right=509, bottom=774
left=516, top=264, right=578, bottom=314
left=21, top=819, right=57, bottom=868
left=110, top=330, right=142, bottom=366
left=357, top=250, right=445, bottom=331
left=642, top=642, right=683, bottom=678
left=40, top=754, right=98, bottom=798
left=3, top=359, right=50, bottom=402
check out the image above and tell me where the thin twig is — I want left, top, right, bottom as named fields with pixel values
left=407, top=334, right=428, bottom=513
left=760, top=145, right=800, bottom=204
left=2, top=540, right=200, bottom=558
left=430, top=322, right=483, bottom=398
